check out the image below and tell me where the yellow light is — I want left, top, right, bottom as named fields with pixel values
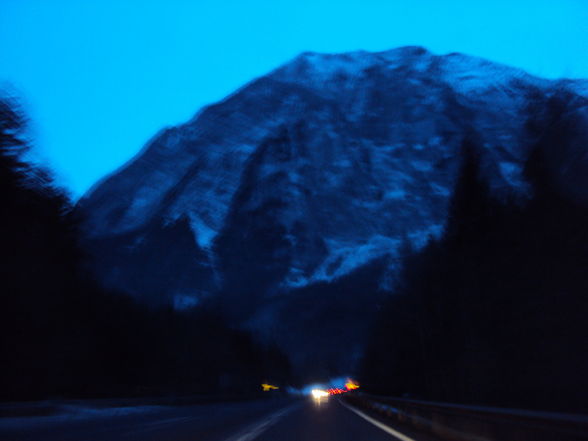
left=261, top=383, right=279, bottom=391
left=345, top=379, right=360, bottom=390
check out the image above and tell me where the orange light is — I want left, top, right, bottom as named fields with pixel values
left=345, top=379, right=359, bottom=390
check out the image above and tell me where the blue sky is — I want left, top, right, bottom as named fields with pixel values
left=1, top=0, right=587, bottom=198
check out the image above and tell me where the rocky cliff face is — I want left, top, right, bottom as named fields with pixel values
left=78, top=46, right=588, bottom=372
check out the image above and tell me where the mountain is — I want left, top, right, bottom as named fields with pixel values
left=78, top=46, right=588, bottom=374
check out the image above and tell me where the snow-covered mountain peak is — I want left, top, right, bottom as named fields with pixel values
left=78, top=46, right=588, bottom=311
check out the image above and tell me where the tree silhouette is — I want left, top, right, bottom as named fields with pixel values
left=361, top=108, right=588, bottom=412
left=0, top=95, right=291, bottom=400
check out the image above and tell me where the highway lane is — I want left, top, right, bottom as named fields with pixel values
left=0, top=396, right=438, bottom=441
left=252, top=397, right=402, bottom=441
left=250, top=397, right=441, bottom=441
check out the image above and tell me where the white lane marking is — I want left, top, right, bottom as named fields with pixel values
left=224, top=404, right=298, bottom=441
left=339, top=400, right=417, bottom=441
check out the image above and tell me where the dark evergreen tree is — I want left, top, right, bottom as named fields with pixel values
left=0, top=95, right=291, bottom=400
left=360, top=105, right=588, bottom=412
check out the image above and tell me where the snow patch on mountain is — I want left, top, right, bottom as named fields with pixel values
left=189, top=216, right=217, bottom=249
left=284, top=235, right=400, bottom=287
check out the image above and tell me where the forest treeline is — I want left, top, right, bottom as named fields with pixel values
left=0, top=96, right=290, bottom=401
left=360, top=90, right=588, bottom=412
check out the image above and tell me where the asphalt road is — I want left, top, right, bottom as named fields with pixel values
left=250, top=397, right=425, bottom=441
left=0, top=396, right=436, bottom=441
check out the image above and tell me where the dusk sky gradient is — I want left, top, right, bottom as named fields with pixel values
left=1, top=0, right=587, bottom=197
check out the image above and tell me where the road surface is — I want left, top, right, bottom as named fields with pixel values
left=0, top=396, right=438, bottom=441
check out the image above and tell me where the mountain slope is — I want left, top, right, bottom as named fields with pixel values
left=78, top=46, right=588, bottom=373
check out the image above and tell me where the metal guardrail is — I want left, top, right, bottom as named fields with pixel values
left=345, top=392, right=588, bottom=441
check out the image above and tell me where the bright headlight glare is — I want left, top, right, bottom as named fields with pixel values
left=311, top=389, right=329, bottom=399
